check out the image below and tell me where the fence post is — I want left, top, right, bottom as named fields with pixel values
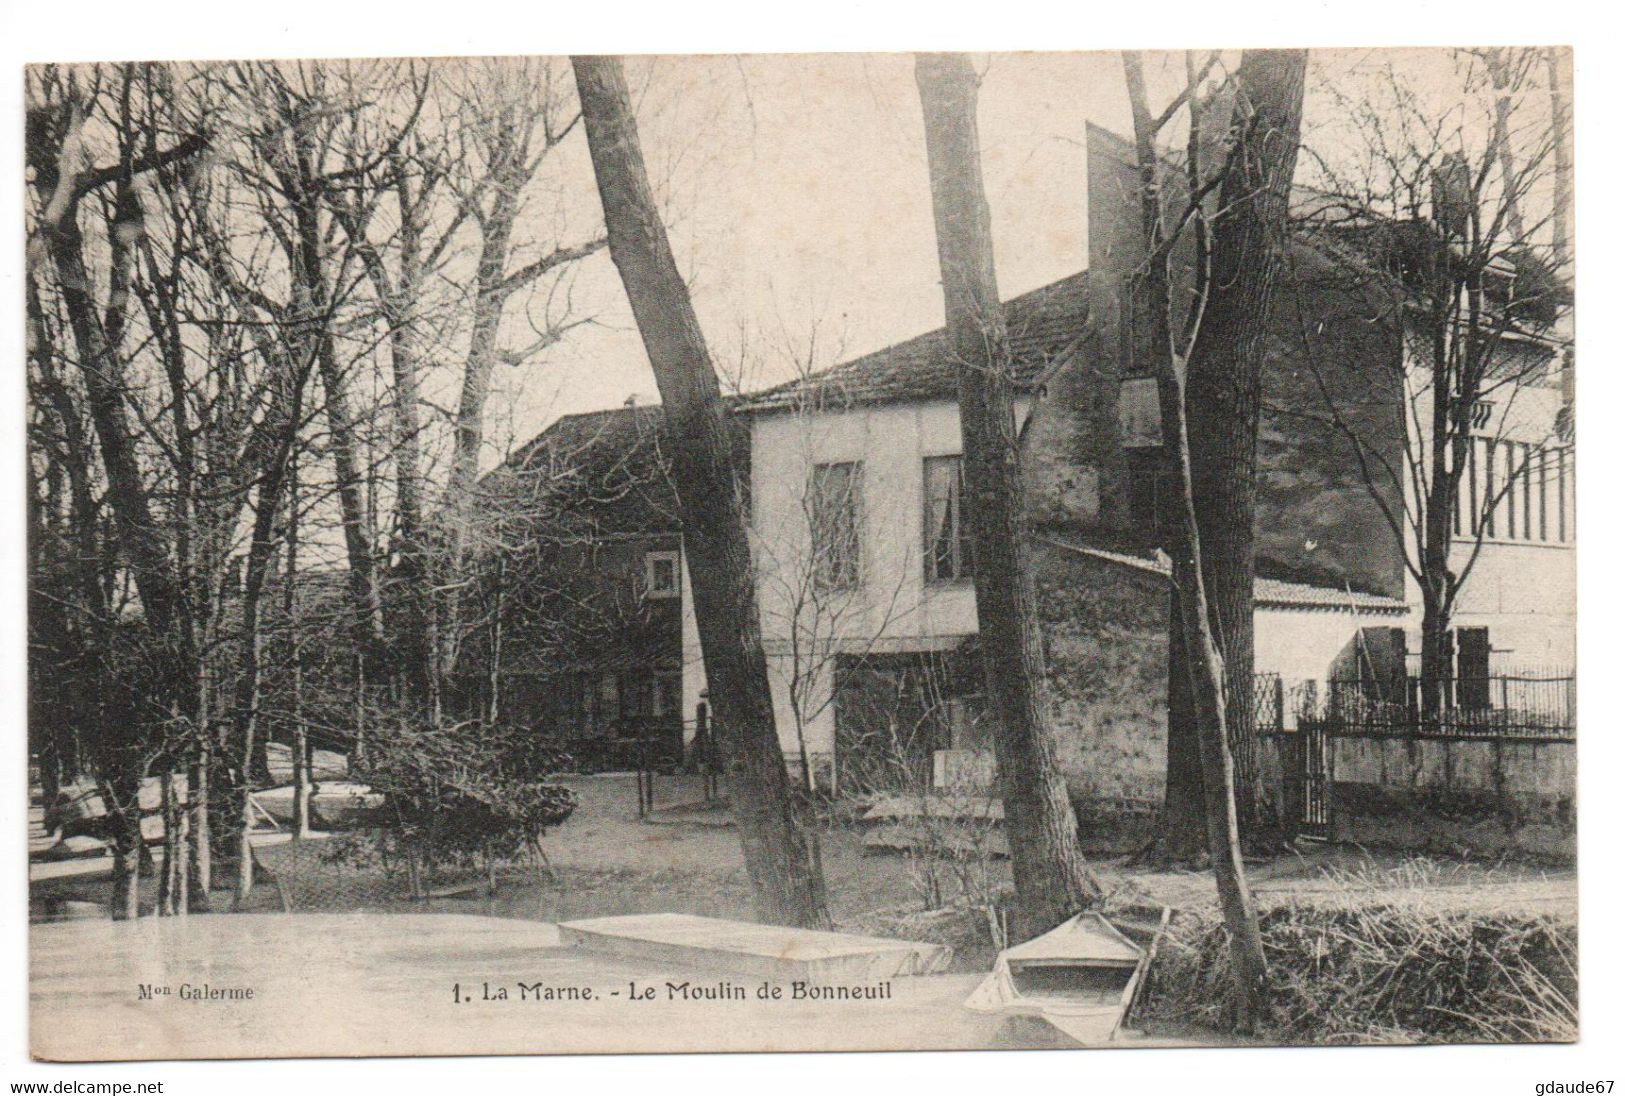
left=636, top=729, right=653, bottom=820
left=695, top=701, right=715, bottom=802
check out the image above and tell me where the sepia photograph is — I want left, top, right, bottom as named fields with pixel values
left=16, top=32, right=1586, bottom=1071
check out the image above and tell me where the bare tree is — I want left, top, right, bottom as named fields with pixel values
left=572, top=54, right=831, bottom=929
left=1121, top=49, right=1275, bottom=1030
left=915, top=52, right=1104, bottom=942
left=26, top=58, right=628, bottom=917
left=324, top=64, right=466, bottom=720
left=1290, top=49, right=1572, bottom=716
left=26, top=64, right=210, bottom=917
left=437, top=59, right=607, bottom=706
left=1157, top=50, right=1308, bottom=856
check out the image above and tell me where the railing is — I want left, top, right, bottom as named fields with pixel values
left=538, top=718, right=685, bottom=774
left=1306, top=670, right=1575, bottom=741
left=535, top=711, right=725, bottom=817
left=1251, top=673, right=1286, bottom=736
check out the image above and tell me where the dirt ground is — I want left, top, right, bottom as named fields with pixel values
left=33, top=772, right=1577, bottom=944
left=298, top=773, right=1577, bottom=978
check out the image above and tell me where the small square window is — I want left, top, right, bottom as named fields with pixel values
left=644, top=550, right=680, bottom=599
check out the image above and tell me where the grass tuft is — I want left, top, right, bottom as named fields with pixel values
left=1135, top=863, right=1577, bottom=1044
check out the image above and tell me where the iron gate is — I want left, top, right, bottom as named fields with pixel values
left=1296, top=719, right=1331, bottom=840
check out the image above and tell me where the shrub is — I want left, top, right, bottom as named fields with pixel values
left=349, top=720, right=577, bottom=897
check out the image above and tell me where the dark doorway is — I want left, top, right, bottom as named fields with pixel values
left=831, top=648, right=983, bottom=795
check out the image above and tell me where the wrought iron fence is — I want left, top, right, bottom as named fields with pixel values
left=537, top=720, right=685, bottom=774
left=1307, top=669, right=1575, bottom=741
left=1251, top=672, right=1286, bottom=736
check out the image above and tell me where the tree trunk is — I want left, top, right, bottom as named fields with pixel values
left=438, top=147, right=526, bottom=702
left=285, top=158, right=385, bottom=694
left=572, top=55, right=831, bottom=929
left=373, top=212, right=439, bottom=714
left=158, top=770, right=178, bottom=916
left=188, top=745, right=212, bottom=911
left=1159, top=590, right=1209, bottom=861
left=230, top=499, right=278, bottom=907
left=173, top=787, right=190, bottom=916
left=1184, top=49, right=1307, bottom=850
left=283, top=452, right=313, bottom=838
left=1418, top=589, right=1453, bottom=718
left=1124, top=50, right=1269, bottom=1032
left=231, top=334, right=308, bottom=904
left=315, top=340, right=385, bottom=666
left=107, top=771, right=143, bottom=921
left=1419, top=365, right=1460, bottom=719
left=915, top=53, right=1104, bottom=942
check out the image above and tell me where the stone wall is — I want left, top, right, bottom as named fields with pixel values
left=1034, top=539, right=1170, bottom=808
left=1329, top=733, right=1575, bottom=860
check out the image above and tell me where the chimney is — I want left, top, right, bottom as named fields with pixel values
left=1430, top=152, right=1473, bottom=239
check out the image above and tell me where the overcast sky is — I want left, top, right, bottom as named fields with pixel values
left=476, top=51, right=1152, bottom=456
left=407, top=48, right=1557, bottom=467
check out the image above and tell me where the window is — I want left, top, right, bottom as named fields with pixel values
left=619, top=673, right=646, bottom=720
left=597, top=674, right=620, bottom=728
left=650, top=675, right=681, bottom=720
left=1458, top=442, right=1571, bottom=545
left=1538, top=447, right=1549, bottom=540
left=1502, top=441, right=1517, bottom=540
left=1520, top=443, right=1533, bottom=541
left=810, top=461, right=862, bottom=589
left=557, top=674, right=588, bottom=735
left=1557, top=447, right=1569, bottom=542
left=643, top=550, right=679, bottom=599
left=1455, top=627, right=1491, bottom=710
left=1125, top=448, right=1171, bottom=544
left=1466, top=438, right=1479, bottom=533
left=1118, top=377, right=1163, bottom=449
left=923, top=455, right=973, bottom=583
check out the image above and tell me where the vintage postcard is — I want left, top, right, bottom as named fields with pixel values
left=23, top=47, right=1576, bottom=1062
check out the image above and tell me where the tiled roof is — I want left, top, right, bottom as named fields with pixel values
left=1043, top=538, right=1409, bottom=615
left=501, top=403, right=666, bottom=475
left=486, top=403, right=682, bottom=536
left=735, top=272, right=1091, bottom=413
left=492, top=399, right=754, bottom=537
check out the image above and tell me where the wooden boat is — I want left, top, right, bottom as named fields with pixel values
left=964, top=911, right=1159, bottom=1045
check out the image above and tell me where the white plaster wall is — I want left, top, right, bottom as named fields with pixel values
left=1400, top=345, right=1575, bottom=668
left=1447, top=540, right=1576, bottom=667
left=677, top=542, right=708, bottom=745
left=750, top=398, right=981, bottom=649
left=765, top=653, right=835, bottom=757
left=743, top=396, right=1029, bottom=759
left=1253, top=606, right=1409, bottom=697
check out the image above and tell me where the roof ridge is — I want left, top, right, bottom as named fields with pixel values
left=1038, top=536, right=1408, bottom=613
left=737, top=269, right=1091, bottom=414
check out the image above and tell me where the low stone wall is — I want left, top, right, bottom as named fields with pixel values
left=1329, top=733, right=1575, bottom=860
